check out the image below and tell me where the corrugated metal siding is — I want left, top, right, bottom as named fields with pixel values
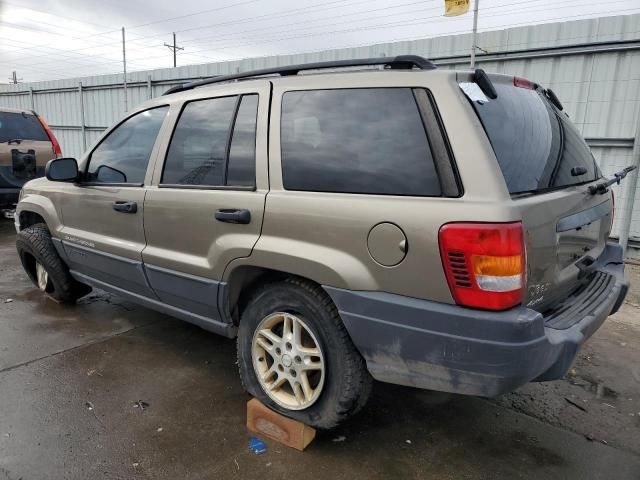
left=1, top=14, right=639, bottom=241
left=592, top=146, right=640, bottom=239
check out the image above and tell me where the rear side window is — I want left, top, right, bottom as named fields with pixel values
left=162, top=94, right=258, bottom=187
left=227, top=95, right=259, bottom=187
left=87, top=106, right=168, bottom=184
left=462, top=81, right=600, bottom=194
left=0, top=111, right=48, bottom=143
left=280, top=88, right=441, bottom=196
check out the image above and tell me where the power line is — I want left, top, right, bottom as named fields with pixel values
left=172, top=0, right=542, bottom=48
left=91, top=0, right=625, bottom=57
left=72, top=4, right=640, bottom=72
left=143, top=1, right=638, bottom=58
left=0, top=36, right=157, bottom=72
left=0, top=0, right=431, bottom=70
left=1, top=0, right=370, bottom=61
left=122, top=0, right=392, bottom=46
left=0, top=0, right=584, bottom=65
left=15, top=3, right=638, bottom=76
left=128, top=0, right=262, bottom=31
left=1, top=2, right=636, bottom=80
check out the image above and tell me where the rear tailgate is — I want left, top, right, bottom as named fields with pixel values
left=0, top=110, right=56, bottom=188
left=459, top=73, right=612, bottom=313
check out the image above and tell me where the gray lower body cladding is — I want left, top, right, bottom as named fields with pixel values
left=55, top=239, right=236, bottom=338
left=324, top=242, right=628, bottom=397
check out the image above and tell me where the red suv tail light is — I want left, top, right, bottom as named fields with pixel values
left=438, top=222, right=525, bottom=311
left=36, top=115, right=62, bottom=157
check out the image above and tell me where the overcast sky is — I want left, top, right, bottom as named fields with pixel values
left=1, top=0, right=638, bottom=83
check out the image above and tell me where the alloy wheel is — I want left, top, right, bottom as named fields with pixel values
left=251, top=312, right=325, bottom=410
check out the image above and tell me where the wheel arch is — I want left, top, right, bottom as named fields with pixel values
left=223, top=265, right=320, bottom=325
left=16, top=194, right=61, bottom=233
left=221, top=241, right=378, bottom=325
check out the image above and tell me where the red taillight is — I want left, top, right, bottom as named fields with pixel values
left=36, top=115, right=62, bottom=157
left=438, top=222, right=525, bottom=311
left=514, top=76, right=535, bottom=90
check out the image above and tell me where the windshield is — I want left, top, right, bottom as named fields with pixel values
left=0, top=111, right=49, bottom=143
left=461, top=80, right=601, bottom=194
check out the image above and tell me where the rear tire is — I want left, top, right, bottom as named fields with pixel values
left=16, top=223, right=92, bottom=303
left=237, top=277, right=372, bottom=429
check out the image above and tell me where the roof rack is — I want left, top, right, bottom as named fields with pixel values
left=163, top=55, right=436, bottom=95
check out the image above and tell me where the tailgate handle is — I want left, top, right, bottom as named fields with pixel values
left=215, top=209, right=251, bottom=224
left=112, top=201, right=138, bottom=214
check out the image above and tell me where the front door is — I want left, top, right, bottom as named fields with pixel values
left=59, top=105, right=169, bottom=297
left=142, top=83, right=270, bottom=322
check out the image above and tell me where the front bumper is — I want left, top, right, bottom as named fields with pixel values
left=324, top=242, right=628, bottom=397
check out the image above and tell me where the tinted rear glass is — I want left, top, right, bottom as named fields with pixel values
left=163, top=96, right=236, bottom=186
left=0, top=112, right=48, bottom=143
left=462, top=81, right=600, bottom=194
left=281, top=88, right=441, bottom=196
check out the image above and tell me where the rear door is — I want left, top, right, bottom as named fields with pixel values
left=59, top=106, right=169, bottom=297
left=460, top=74, right=612, bottom=311
left=0, top=110, right=55, bottom=191
left=142, top=82, right=269, bottom=320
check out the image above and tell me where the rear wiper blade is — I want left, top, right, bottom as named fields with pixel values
left=588, top=165, right=637, bottom=195
left=7, top=138, right=22, bottom=145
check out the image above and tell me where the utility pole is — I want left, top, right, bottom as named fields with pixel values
left=8, top=71, right=22, bottom=84
left=164, top=32, right=184, bottom=68
left=122, top=27, right=128, bottom=111
left=470, top=0, right=479, bottom=69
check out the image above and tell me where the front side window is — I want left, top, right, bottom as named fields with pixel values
left=86, top=106, right=168, bottom=184
left=280, top=88, right=441, bottom=196
left=162, top=94, right=258, bottom=187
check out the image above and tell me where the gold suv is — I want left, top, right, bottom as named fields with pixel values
left=1, top=107, right=60, bottom=208
left=14, top=57, right=630, bottom=428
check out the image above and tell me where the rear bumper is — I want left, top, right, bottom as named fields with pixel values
left=324, top=242, right=628, bottom=397
left=0, top=188, right=19, bottom=206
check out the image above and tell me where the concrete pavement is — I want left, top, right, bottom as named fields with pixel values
left=1, top=219, right=639, bottom=479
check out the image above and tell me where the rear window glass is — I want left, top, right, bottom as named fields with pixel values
left=461, top=81, right=600, bottom=194
left=162, top=94, right=258, bottom=188
left=280, top=88, right=441, bottom=196
left=0, top=111, right=48, bottom=143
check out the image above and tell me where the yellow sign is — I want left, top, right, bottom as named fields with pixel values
left=444, top=0, right=470, bottom=16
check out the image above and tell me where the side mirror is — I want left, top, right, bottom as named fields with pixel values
left=45, top=157, right=79, bottom=182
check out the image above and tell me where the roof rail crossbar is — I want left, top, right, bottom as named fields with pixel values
left=163, top=55, right=436, bottom=95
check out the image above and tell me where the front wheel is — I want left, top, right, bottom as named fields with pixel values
left=237, top=278, right=372, bottom=429
left=16, top=223, right=92, bottom=303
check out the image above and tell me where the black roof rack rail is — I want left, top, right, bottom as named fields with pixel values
left=164, top=55, right=436, bottom=95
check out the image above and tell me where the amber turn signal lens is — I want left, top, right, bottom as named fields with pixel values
left=471, top=254, right=522, bottom=277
